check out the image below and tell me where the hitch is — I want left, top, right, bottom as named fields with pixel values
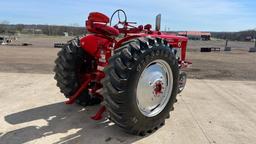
left=91, top=105, right=106, bottom=120
left=65, top=79, right=91, bottom=104
left=64, top=72, right=106, bottom=121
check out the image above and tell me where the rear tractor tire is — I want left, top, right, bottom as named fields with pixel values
left=54, top=38, right=102, bottom=106
left=102, top=37, right=179, bottom=135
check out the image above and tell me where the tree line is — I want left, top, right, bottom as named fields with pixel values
left=167, top=30, right=256, bottom=41
left=0, top=23, right=255, bottom=41
left=211, top=30, right=256, bottom=41
left=0, top=24, right=86, bottom=36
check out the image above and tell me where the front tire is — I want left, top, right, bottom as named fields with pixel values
left=102, top=37, right=179, bottom=135
left=178, top=71, right=187, bottom=93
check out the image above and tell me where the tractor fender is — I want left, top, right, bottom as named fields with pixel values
left=115, top=35, right=142, bottom=48
left=80, top=34, right=112, bottom=57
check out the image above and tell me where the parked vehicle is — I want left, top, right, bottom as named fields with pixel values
left=54, top=9, right=191, bottom=135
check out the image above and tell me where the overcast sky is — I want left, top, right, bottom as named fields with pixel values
left=0, top=0, right=255, bottom=31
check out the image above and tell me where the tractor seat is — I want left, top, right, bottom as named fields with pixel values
left=144, top=24, right=152, bottom=31
left=86, top=12, right=120, bottom=37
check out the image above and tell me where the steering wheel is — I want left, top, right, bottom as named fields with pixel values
left=110, top=9, right=127, bottom=26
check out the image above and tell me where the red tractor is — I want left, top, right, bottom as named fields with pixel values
left=54, top=9, right=191, bottom=135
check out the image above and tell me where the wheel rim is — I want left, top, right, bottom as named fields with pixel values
left=178, top=73, right=186, bottom=92
left=136, top=59, right=173, bottom=117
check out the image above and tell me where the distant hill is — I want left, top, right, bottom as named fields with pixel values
left=0, top=24, right=86, bottom=36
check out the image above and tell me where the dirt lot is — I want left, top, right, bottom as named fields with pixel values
left=186, top=40, right=256, bottom=81
left=9, top=35, right=72, bottom=48
left=0, top=37, right=255, bottom=81
left=0, top=37, right=256, bottom=144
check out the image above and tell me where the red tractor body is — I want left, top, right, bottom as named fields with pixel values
left=81, top=12, right=189, bottom=66
left=54, top=10, right=191, bottom=135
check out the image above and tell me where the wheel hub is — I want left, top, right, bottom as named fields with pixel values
left=153, top=80, right=165, bottom=96
left=136, top=59, right=173, bottom=117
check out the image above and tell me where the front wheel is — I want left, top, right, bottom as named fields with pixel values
left=178, top=71, right=187, bottom=93
left=102, top=37, right=179, bottom=135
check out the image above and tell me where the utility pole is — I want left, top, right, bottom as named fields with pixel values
left=254, top=39, right=256, bottom=48
left=225, top=39, right=228, bottom=48
left=48, top=25, right=51, bottom=36
left=249, top=29, right=256, bottom=52
left=224, top=32, right=231, bottom=51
